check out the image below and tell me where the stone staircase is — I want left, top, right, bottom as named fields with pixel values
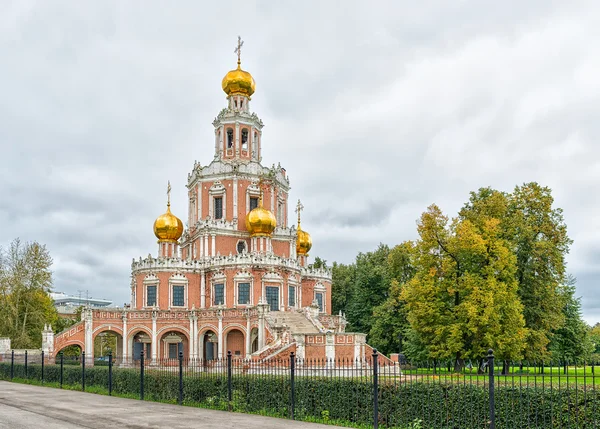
left=268, top=311, right=320, bottom=334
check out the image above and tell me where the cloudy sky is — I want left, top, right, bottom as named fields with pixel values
left=1, top=1, right=599, bottom=322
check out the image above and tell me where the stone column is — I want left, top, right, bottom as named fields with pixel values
left=325, top=332, right=335, bottom=367
left=151, top=311, right=158, bottom=364
left=211, top=234, right=216, bottom=257
left=217, top=309, right=223, bottom=359
left=121, top=312, right=128, bottom=364
left=257, top=298, right=269, bottom=351
left=189, top=312, right=195, bottom=359
left=200, top=271, right=206, bottom=308
left=84, top=308, right=93, bottom=365
left=204, top=235, right=209, bottom=258
left=233, top=177, right=238, bottom=221
left=245, top=310, right=251, bottom=358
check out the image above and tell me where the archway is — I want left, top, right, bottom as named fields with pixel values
left=159, top=330, right=189, bottom=361
left=225, top=329, right=245, bottom=358
left=200, top=330, right=218, bottom=361
left=55, top=344, right=83, bottom=365
left=130, top=331, right=151, bottom=362
left=93, top=330, right=123, bottom=364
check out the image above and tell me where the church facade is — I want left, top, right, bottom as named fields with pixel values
left=46, top=42, right=372, bottom=365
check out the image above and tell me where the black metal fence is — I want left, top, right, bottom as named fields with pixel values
left=1, top=349, right=599, bottom=429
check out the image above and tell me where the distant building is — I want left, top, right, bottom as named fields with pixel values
left=50, top=292, right=113, bottom=318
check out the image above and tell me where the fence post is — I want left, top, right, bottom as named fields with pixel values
left=41, top=351, right=44, bottom=384
left=140, top=349, right=144, bottom=400
left=178, top=351, right=183, bottom=405
left=81, top=351, right=85, bottom=392
left=108, top=352, right=113, bottom=396
left=487, top=349, right=495, bottom=429
left=373, top=348, right=379, bottom=429
left=227, top=350, right=232, bottom=410
left=290, top=351, right=296, bottom=420
left=10, top=350, right=14, bottom=380
left=60, top=352, right=64, bottom=388
left=24, top=350, right=28, bottom=379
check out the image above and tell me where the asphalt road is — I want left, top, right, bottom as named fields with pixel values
left=0, top=381, right=340, bottom=428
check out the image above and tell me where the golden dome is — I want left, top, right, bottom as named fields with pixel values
left=153, top=204, right=183, bottom=243
left=222, top=61, right=255, bottom=97
left=296, top=228, right=312, bottom=256
left=246, top=200, right=276, bottom=237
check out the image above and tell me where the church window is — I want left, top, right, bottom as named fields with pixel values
left=146, top=285, right=156, bottom=307
left=288, top=286, right=296, bottom=307
left=238, top=283, right=250, bottom=305
left=227, top=129, right=234, bottom=149
left=266, top=286, right=279, bottom=311
left=214, top=197, right=223, bottom=219
left=172, top=285, right=185, bottom=307
left=214, top=283, right=224, bottom=305
left=237, top=240, right=247, bottom=254
left=249, top=197, right=258, bottom=211
left=241, top=129, right=248, bottom=150
left=316, top=292, right=324, bottom=312
left=234, top=99, right=238, bottom=108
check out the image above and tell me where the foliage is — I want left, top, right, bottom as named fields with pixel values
left=459, top=183, right=573, bottom=359
left=0, top=239, right=57, bottom=348
left=401, top=205, right=527, bottom=364
left=549, top=280, right=594, bottom=362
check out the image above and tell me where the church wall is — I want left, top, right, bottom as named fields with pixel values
left=271, top=240, right=289, bottom=258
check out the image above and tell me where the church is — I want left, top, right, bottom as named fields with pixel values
left=45, top=39, right=374, bottom=365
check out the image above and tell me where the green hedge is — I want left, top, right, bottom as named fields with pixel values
left=0, top=362, right=598, bottom=428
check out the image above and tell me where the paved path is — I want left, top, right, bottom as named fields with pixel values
left=0, top=381, right=343, bottom=429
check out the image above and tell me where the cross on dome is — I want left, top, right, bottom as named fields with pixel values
left=234, top=35, right=244, bottom=66
left=296, top=199, right=304, bottom=227
left=167, top=181, right=172, bottom=207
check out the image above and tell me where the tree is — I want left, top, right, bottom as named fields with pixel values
left=460, top=183, right=573, bottom=358
left=549, top=279, right=593, bottom=362
left=401, top=205, right=527, bottom=370
left=0, top=239, right=57, bottom=348
left=344, top=244, right=390, bottom=334
left=369, top=242, right=416, bottom=355
left=331, top=262, right=356, bottom=315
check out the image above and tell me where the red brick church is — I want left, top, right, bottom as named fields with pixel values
left=45, top=39, right=374, bottom=365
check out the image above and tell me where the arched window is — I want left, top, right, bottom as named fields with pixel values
left=241, top=129, right=248, bottom=150
left=227, top=129, right=233, bottom=149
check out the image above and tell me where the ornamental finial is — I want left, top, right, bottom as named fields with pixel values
left=295, top=199, right=304, bottom=229
left=167, top=181, right=172, bottom=207
left=234, top=36, right=244, bottom=67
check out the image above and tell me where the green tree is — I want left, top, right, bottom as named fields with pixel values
left=401, top=205, right=527, bottom=369
left=549, top=279, right=593, bottom=362
left=345, top=244, right=390, bottom=334
left=0, top=239, right=57, bottom=348
left=460, top=183, right=573, bottom=358
left=331, top=262, right=356, bottom=315
left=369, top=242, right=416, bottom=355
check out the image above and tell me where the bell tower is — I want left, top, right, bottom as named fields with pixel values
left=214, top=36, right=263, bottom=163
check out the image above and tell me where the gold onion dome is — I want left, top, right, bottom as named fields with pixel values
left=154, top=182, right=183, bottom=242
left=246, top=200, right=277, bottom=237
left=295, top=199, right=312, bottom=255
left=296, top=228, right=312, bottom=256
left=222, top=61, right=255, bottom=97
left=154, top=204, right=183, bottom=242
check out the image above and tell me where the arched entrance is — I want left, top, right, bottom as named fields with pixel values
left=200, top=330, right=218, bottom=361
left=225, top=329, right=245, bottom=358
left=131, top=331, right=151, bottom=362
left=159, top=330, right=189, bottom=361
left=93, top=330, right=123, bottom=364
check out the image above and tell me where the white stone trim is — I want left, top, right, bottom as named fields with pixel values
left=142, top=274, right=159, bottom=309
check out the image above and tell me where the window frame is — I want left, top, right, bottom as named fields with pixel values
left=213, top=283, right=225, bottom=306
left=237, top=282, right=251, bottom=305
left=146, top=285, right=157, bottom=307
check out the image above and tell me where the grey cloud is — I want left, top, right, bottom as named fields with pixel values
left=1, top=0, right=599, bottom=324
